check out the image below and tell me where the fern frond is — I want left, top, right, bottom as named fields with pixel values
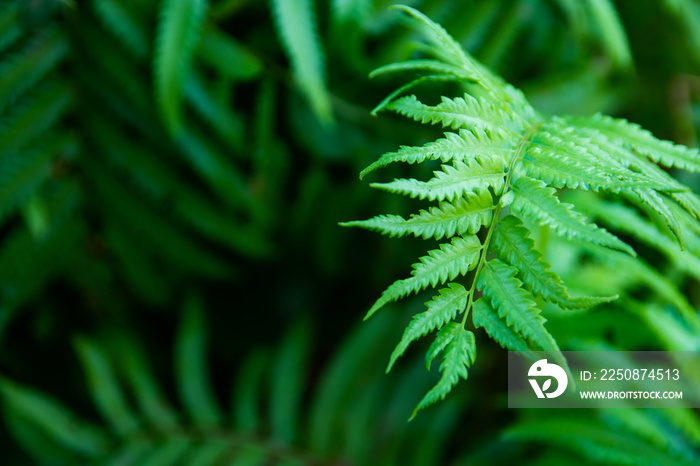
left=74, top=337, right=142, bottom=437
left=365, top=236, right=481, bottom=318
left=510, top=176, right=635, bottom=255
left=176, top=294, right=223, bottom=426
left=585, top=0, right=634, bottom=70
left=0, top=82, right=72, bottom=154
left=491, top=215, right=616, bottom=310
left=573, top=193, right=700, bottom=280
left=522, top=127, right=675, bottom=192
left=569, top=113, right=700, bottom=172
left=383, top=94, right=524, bottom=134
left=0, top=134, right=73, bottom=225
left=270, top=320, right=311, bottom=445
left=185, top=71, right=244, bottom=152
left=369, top=59, right=475, bottom=80
left=111, top=335, right=179, bottom=431
left=557, top=119, right=691, bottom=193
left=476, top=259, right=559, bottom=352
left=84, top=158, right=231, bottom=277
left=342, top=190, right=494, bottom=240
left=371, top=156, right=507, bottom=201
left=346, top=5, right=700, bottom=416
left=0, top=27, right=68, bottom=112
left=629, top=188, right=684, bottom=246
left=331, top=0, right=372, bottom=26
left=0, top=377, right=109, bottom=456
left=198, top=27, right=262, bottom=81
left=412, top=323, right=475, bottom=418
left=270, top=0, right=332, bottom=124
left=371, top=74, right=463, bottom=115
left=0, top=2, right=21, bottom=55
left=154, top=0, right=208, bottom=135
left=1, top=305, right=465, bottom=464
left=360, top=128, right=511, bottom=179
left=389, top=5, right=507, bottom=100
left=506, top=417, right=696, bottom=466
left=92, top=0, right=149, bottom=59
left=387, top=283, right=469, bottom=372
left=472, top=298, right=535, bottom=356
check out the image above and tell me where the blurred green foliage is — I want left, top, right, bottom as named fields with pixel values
left=0, top=0, right=700, bottom=464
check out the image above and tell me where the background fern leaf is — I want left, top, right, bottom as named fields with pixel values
left=585, top=0, right=634, bottom=70
left=176, top=294, right=223, bottom=426
left=0, top=377, right=109, bottom=457
left=270, top=0, right=333, bottom=124
left=154, top=0, right=208, bottom=135
left=0, top=27, right=67, bottom=113
left=92, top=0, right=150, bottom=59
left=74, top=336, right=142, bottom=437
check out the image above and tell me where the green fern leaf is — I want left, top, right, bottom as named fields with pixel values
left=570, top=113, right=700, bottom=172
left=232, top=349, right=268, bottom=432
left=412, top=323, right=475, bottom=417
left=371, top=74, right=463, bottom=116
left=0, top=2, right=21, bottom=55
left=0, top=82, right=72, bottom=154
left=198, top=27, right=262, bottom=81
left=629, top=188, right=684, bottom=246
left=0, top=27, right=68, bottom=112
left=360, top=129, right=512, bottom=179
left=390, top=5, right=506, bottom=99
left=522, top=127, right=674, bottom=192
left=371, top=155, right=507, bottom=201
left=154, top=0, right=208, bottom=135
left=573, top=193, right=700, bottom=280
left=331, top=0, right=372, bottom=25
left=365, top=236, right=481, bottom=318
left=585, top=0, right=634, bottom=70
left=510, top=176, right=635, bottom=256
left=270, top=0, right=333, bottom=124
left=384, top=94, right=523, bottom=134
left=176, top=294, right=223, bottom=426
left=506, top=417, right=696, bottom=466
left=184, top=71, right=244, bottom=151
left=270, top=320, right=311, bottom=445
left=342, top=190, right=494, bottom=240
left=346, top=4, right=700, bottom=416
left=672, top=190, right=700, bottom=220
left=0, top=377, right=109, bottom=456
left=0, top=134, right=72, bottom=225
left=476, top=259, right=559, bottom=352
left=559, top=120, right=691, bottom=193
left=74, top=337, right=141, bottom=437
left=472, top=298, right=535, bottom=356
left=369, top=59, right=475, bottom=80
left=92, top=0, right=150, bottom=59
left=112, top=337, right=179, bottom=432
left=491, top=215, right=616, bottom=310
left=387, top=283, right=469, bottom=372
